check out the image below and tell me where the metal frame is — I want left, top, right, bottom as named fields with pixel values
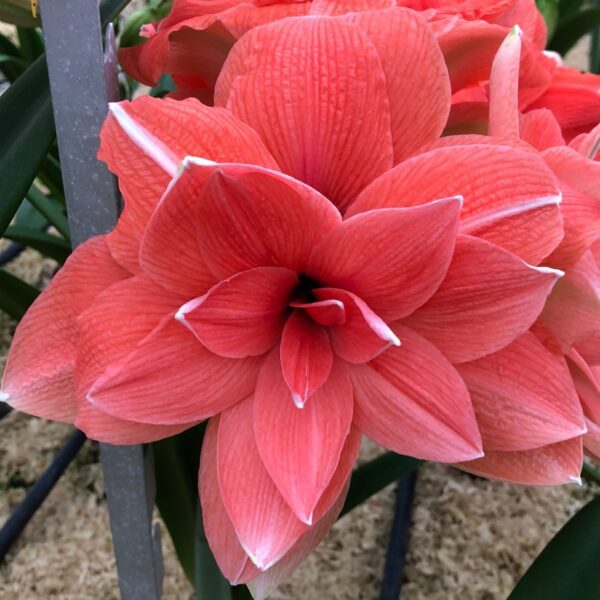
left=39, top=1, right=163, bottom=597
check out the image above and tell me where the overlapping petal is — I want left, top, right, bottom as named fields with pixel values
left=404, top=235, right=562, bottom=363
left=216, top=16, right=394, bottom=210
left=87, top=316, right=261, bottom=425
left=307, top=199, right=461, bottom=321
left=254, top=351, right=353, bottom=524
left=350, top=323, right=483, bottom=461
left=1, top=236, right=127, bottom=422
left=98, top=97, right=278, bottom=272
left=457, top=437, right=583, bottom=485
left=349, top=143, right=563, bottom=265
left=279, top=311, right=333, bottom=407
left=176, top=267, right=297, bottom=358
left=456, top=332, right=585, bottom=452
left=217, top=396, right=308, bottom=570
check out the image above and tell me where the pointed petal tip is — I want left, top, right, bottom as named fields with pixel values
left=182, top=155, right=218, bottom=168
left=240, top=542, right=279, bottom=573
left=569, top=475, right=583, bottom=486
left=510, top=24, right=524, bottom=38
left=529, top=264, right=565, bottom=279
left=292, top=393, right=306, bottom=409
left=0, top=390, right=11, bottom=405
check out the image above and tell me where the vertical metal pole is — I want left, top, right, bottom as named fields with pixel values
left=39, top=1, right=163, bottom=598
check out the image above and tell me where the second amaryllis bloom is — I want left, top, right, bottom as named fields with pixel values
left=1, top=8, right=584, bottom=594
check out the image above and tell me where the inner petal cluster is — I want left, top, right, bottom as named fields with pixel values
left=176, top=267, right=400, bottom=408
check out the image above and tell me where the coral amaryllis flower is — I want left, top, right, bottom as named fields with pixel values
left=1, top=10, right=575, bottom=591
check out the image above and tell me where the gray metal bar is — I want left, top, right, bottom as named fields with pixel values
left=39, top=1, right=163, bottom=598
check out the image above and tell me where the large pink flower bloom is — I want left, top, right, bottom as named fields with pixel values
left=2, top=10, right=579, bottom=589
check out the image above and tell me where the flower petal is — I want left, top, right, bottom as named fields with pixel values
left=314, top=288, right=400, bottom=363
left=147, top=160, right=341, bottom=282
left=519, top=108, right=565, bottom=151
left=87, top=316, right=261, bottom=424
left=280, top=311, right=333, bottom=408
left=247, top=471, right=352, bottom=600
left=348, top=143, right=563, bottom=265
left=1, top=236, right=127, bottom=422
left=350, top=323, right=483, bottom=462
left=98, top=96, right=278, bottom=272
left=307, top=199, right=461, bottom=322
left=216, top=16, right=393, bottom=211
left=457, top=332, right=585, bottom=452
left=254, top=351, right=353, bottom=524
left=217, top=396, right=308, bottom=571
left=404, top=235, right=562, bottom=363
left=457, top=437, right=583, bottom=485
left=74, top=273, right=196, bottom=442
left=488, top=26, right=522, bottom=138
left=343, top=7, right=451, bottom=163
left=200, top=416, right=259, bottom=585
left=176, top=267, right=297, bottom=359
left=290, top=298, right=346, bottom=327
left=542, top=250, right=600, bottom=352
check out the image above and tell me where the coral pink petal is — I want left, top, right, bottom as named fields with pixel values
left=217, top=396, right=308, bottom=571
left=307, top=199, right=461, bottom=322
left=529, top=81, right=600, bottom=142
left=290, top=299, right=346, bottom=327
left=457, top=437, right=583, bottom=485
left=350, top=323, right=483, bottom=462
left=200, top=416, right=259, bottom=584
left=155, top=161, right=340, bottom=281
left=1, top=236, right=128, bottom=422
left=247, top=474, right=352, bottom=600
left=216, top=17, right=393, bottom=211
left=437, top=19, right=554, bottom=107
left=314, top=288, right=400, bottom=364
left=254, top=351, right=353, bottom=524
left=87, top=316, right=261, bottom=425
left=565, top=350, right=600, bottom=425
left=343, top=7, right=451, bottom=164
left=176, top=267, right=297, bottom=358
left=404, top=235, right=562, bottom=363
left=543, top=146, right=600, bottom=199
left=349, top=143, right=562, bottom=265
left=488, top=26, right=522, bottom=138
left=73, top=273, right=197, bottom=442
left=98, top=96, right=278, bottom=272
left=457, top=332, right=585, bottom=453
left=280, top=312, right=334, bottom=407
left=542, top=251, right=600, bottom=352
left=519, top=109, right=565, bottom=151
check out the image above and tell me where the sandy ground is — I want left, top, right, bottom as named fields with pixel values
left=0, top=15, right=599, bottom=600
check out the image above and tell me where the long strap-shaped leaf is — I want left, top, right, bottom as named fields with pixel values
left=0, top=54, right=54, bottom=237
left=508, top=495, right=600, bottom=600
left=549, top=8, right=600, bottom=55
left=0, top=270, right=39, bottom=320
left=0, top=0, right=130, bottom=239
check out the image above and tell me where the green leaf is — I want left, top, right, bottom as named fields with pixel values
left=3, top=225, right=70, bottom=262
left=558, top=0, right=587, bottom=19
left=536, top=0, right=560, bottom=38
left=15, top=198, right=46, bottom=230
left=26, top=185, right=70, bottom=239
left=38, top=151, right=65, bottom=203
left=0, top=55, right=54, bottom=238
left=508, top=496, right=600, bottom=600
left=0, top=269, right=39, bottom=320
left=195, top=503, right=232, bottom=600
left=0, top=32, right=25, bottom=82
left=0, top=53, right=28, bottom=68
left=153, top=424, right=204, bottom=586
left=340, top=452, right=421, bottom=518
left=16, top=26, right=44, bottom=63
left=581, top=462, right=600, bottom=486
left=549, top=8, right=600, bottom=55
left=0, top=0, right=131, bottom=239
